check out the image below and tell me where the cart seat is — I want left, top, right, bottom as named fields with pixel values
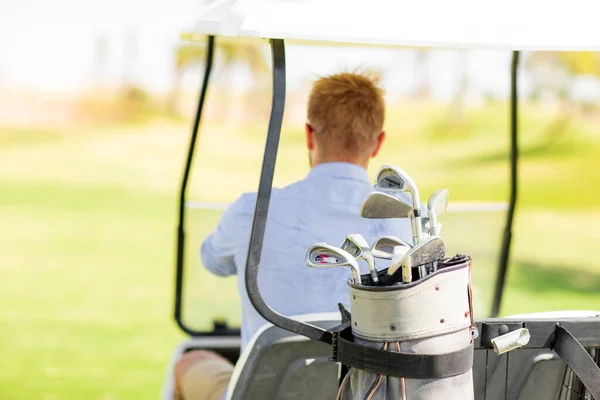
left=161, top=313, right=341, bottom=400
left=473, top=310, right=600, bottom=400
left=164, top=310, right=599, bottom=400
left=226, top=312, right=342, bottom=400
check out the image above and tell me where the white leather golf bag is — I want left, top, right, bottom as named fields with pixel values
left=335, top=255, right=476, bottom=399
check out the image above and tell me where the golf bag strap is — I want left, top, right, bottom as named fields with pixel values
left=552, top=324, right=600, bottom=398
left=332, top=326, right=473, bottom=379
left=338, top=303, right=352, bottom=324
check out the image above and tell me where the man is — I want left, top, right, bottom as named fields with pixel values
left=174, top=71, right=413, bottom=400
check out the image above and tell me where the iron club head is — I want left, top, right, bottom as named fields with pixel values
left=360, top=192, right=414, bottom=219
left=387, top=235, right=446, bottom=283
left=371, top=236, right=412, bottom=260
left=306, top=242, right=362, bottom=285
left=427, top=189, right=449, bottom=236
left=341, top=233, right=378, bottom=283
left=374, top=165, right=415, bottom=193
left=373, top=165, right=422, bottom=243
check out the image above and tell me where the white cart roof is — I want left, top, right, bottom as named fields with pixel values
left=182, top=0, right=599, bottom=50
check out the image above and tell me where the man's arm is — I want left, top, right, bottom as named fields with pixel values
left=200, top=195, right=251, bottom=276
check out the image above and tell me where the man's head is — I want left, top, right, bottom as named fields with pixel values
left=306, top=71, right=386, bottom=168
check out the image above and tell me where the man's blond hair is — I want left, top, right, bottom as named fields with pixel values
left=307, top=71, right=385, bottom=155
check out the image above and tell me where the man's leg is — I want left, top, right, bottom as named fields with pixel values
left=174, top=350, right=234, bottom=400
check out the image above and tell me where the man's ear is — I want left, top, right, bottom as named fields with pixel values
left=370, top=131, right=386, bottom=158
left=305, top=123, right=315, bottom=151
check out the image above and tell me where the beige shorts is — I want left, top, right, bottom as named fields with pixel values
left=179, top=353, right=234, bottom=400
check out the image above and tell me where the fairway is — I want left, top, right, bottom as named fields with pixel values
left=2, top=102, right=600, bottom=399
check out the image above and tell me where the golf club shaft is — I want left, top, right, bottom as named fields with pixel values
left=413, top=192, right=422, bottom=244
left=370, top=268, right=379, bottom=283
left=428, top=204, right=438, bottom=236
left=351, top=269, right=362, bottom=285
left=402, top=262, right=412, bottom=283
left=365, top=255, right=378, bottom=283
left=410, top=214, right=419, bottom=245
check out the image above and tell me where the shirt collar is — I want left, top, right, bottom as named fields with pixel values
left=307, top=162, right=370, bottom=183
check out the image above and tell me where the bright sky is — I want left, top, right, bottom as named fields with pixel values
left=0, top=0, right=517, bottom=99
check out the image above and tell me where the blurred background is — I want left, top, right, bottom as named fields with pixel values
left=2, top=0, right=600, bottom=399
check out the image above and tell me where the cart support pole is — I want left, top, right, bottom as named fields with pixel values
left=174, top=35, right=215, bottom=335
left=244, top=39, right=332, bottom=344
left=492, top=50, right=520, bottom=318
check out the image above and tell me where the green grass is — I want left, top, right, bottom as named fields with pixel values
left=2, top=102, right=600, bottom=399
left=0, top=180, right=184, bottom=399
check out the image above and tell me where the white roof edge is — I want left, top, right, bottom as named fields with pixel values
left=182, top=0, right=600, bottom=51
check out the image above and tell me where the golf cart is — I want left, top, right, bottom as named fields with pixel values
left=162, top=1, right=600, bottom=398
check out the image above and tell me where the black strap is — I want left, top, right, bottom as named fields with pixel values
left=552, top=324, right=600, bottom=399
left=334, top=327, right=473, bottom=379
left=338, top=303, right=352, bottom=324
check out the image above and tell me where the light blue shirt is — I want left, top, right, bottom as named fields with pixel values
left=200, top=162, right=414, bottom=352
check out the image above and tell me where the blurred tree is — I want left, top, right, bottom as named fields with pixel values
left=557, top=52, right=600, bottom=76
left=169, top=39, right=269, bottom=119
left=525, top=52, right=600, bottom=150
left=169, top=43, right=205, bottom=114
left=527, top=52, right=571, bottom=102
left=527, top=52, right=600, bottom=101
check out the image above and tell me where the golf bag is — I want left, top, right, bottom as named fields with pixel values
left=335, top=254, right=475, bottom=400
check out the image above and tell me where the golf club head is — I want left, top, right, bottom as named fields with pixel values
left=374, top=165, right=416, bottom=193
left=306, top=242, right=362, bottom=284
left=371, top=236, right=412, bottom=259
left=360, top=192, right=414, bottom=219
left=387, top=235, right=446, bottom=280
left=428, top=189, right=449, bottom=217
left=373, top=164, right=422, bottom=244
left=427, top=189, right=449, bottom=236
left=341, top=233, right=370, bottom=255
left=341, top=234, right=377, bottom=282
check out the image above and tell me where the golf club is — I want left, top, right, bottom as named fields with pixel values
left=371, top=235, right=412, bottom=260
left=341, top=233, right=378, bottom=283
left=360, top=191, right=414, bottom=220
left=421, top=216, right=430, bottom=238
left=388, top=245, right=411, bottom=283
left=427, top=189, right=449, bottom=236
left=374, top=165, right=422, bottom=244
left=305, top=242, right=362, bottom=285
left=387, top=235, right=446, bottom=283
